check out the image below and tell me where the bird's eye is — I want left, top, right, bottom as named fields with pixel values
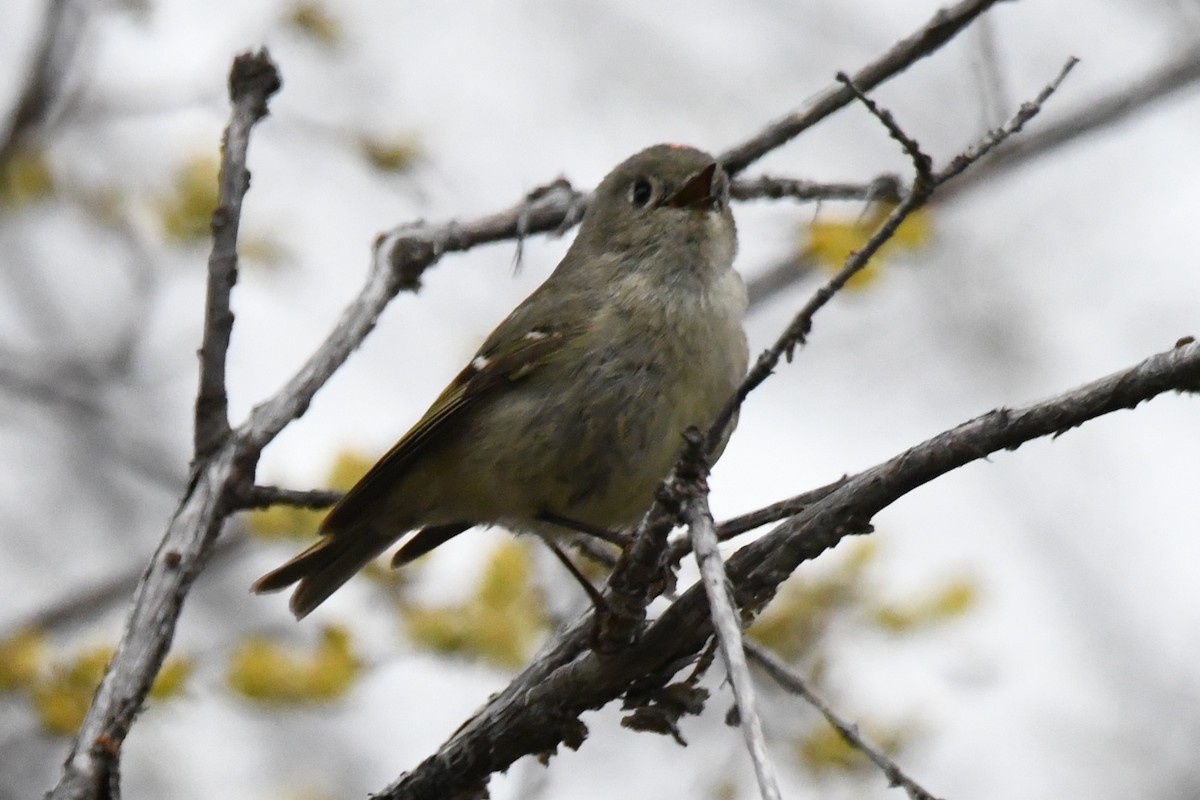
left=630, top=178, right=653, bottom=208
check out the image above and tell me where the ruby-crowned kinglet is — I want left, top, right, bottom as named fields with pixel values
left=253, top=144, right=749, bottom=618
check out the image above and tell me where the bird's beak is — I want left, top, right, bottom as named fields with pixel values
left=664, top=163, right=719, bottom=209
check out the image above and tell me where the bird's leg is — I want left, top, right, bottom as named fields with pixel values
left=541, top=538, right=608, bottom=613
left=537, top=511, right=631, bottom=548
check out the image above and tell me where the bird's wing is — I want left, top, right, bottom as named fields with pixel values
left=320, top=322, right=568, bottom=533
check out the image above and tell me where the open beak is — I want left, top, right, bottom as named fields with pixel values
left=664, top=163, right=719, bottom=209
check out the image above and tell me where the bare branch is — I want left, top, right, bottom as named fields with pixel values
left=194, top=51, right=282, bottom=456
left=238, top=180, right=585, bottom=453
left=935, top=57, right=1078, bottom=186
left=941, top=46, right=1200, bottom=201
left=235, top=484, right=341, bottom=511
left=706, top=55, right=1075, bottom=455
left=717, top=0, right=1006, bottom=173
left=747, top=642, right=942, bottom=800
left=683, top=443, right=781, bottom=800
left=730, top=174, right=903, bottom=205
left=0, top=0, right=87, bottom=163
left=46, top=51, right=281, bottom=800
left=378, top=340, right=1200, bottom=800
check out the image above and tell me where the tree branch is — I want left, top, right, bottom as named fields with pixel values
left=940, top=45, right=1200, bottom=202
left=193, top=51, right=282, bottom=456
left=717, top=0, right=1006, bottom=173
left=0, top=0, right=87, bottom=164
left=683, top=449, right=781, bottom=800
left=46, top=50, right=281, bottom=800
left=377, top=340, right=1199, bottom=800
left=706, top=56, right=1075, bottom=455
left=747, top=642, right=942, bottom=800
left=730, top=174, right=903, bottom=205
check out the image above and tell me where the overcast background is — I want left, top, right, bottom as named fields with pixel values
left=2, top=1, right=1199, bottom=799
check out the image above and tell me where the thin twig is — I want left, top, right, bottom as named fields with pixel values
left=935, top=57, right=1078, bottom=186
left=747, top=642, right=942, bottom=800
left=706, top=55, right=1076, bottom=456
left=718, top=0, right=1005, bottom=173
left=941, top=46, right=1200, bottom=201
left=235, top=484, right=341, bottom=511
left=836, top=71, right=934, bottom=182
left=667, top=477, right=850, bottom=566
left=684, top=464, right=782, bottom=800
left=731, top=175, right=903, bottom=204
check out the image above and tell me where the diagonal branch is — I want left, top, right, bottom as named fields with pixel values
left=376, top=340, right=1200, bottom=800
left=747, top=642, right=942, bottom=800
left=717, top=0, right=1005, bottom=173
left=0, top=0, right=87, bottom=164
left=706, top=55, right=1076, bottom=455
left=684, top=460, right=781, bottom=800
left=940, top=45, right=1200, bottom=202
left=238, top=179, right=585, bottom=452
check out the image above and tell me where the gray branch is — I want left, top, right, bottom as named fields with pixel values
left=376, top=341, right=1200, bottom=799
left=747, top=642, right=942, bottom=800
left=46, top=49, right=281, bottom=800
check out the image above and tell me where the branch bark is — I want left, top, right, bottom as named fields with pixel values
left=376, top=341, right=1200, bottom=799
left=46, top=49, right=281, bottom=800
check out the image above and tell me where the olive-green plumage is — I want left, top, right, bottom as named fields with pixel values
left=253, top=144, right=749, bottom=618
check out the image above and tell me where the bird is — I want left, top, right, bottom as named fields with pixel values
left=252, top=144, right=749, bottom=619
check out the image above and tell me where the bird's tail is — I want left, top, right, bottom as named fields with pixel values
left=251, top=527, right=395, bottom=619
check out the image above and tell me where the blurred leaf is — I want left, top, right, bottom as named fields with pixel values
left=803, top=205, right=932, bottom=289
left=287, top=1, right=343, bottom=47
left=228, top=625, right=358, bottom=704
left=326, top=450, right=374, bottom=491
left=402, top=540, right=547, bottom=669
left=0, top=147, right=55, bottom=207
left=148, top=656, right=192, bottom=699
left=159, top=155, right=219, bottom=242
left=747, top=541, right=877, bottom=660
left=0, top=629, right=47, bottom=691
left=248, top=503, right=325, bottom=541
left=30, top=645, right=188, bottom=735
left=872, top=577, right=978, bottom=633
left=31, top=681, right=92, bottom=736
left=240, top=235, right=291, bottom=269
left=795, top=720, right=906, bottom=775
left=710, top=777, right=739, bottom=800
left=359, top=136, right=421, bottom=174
